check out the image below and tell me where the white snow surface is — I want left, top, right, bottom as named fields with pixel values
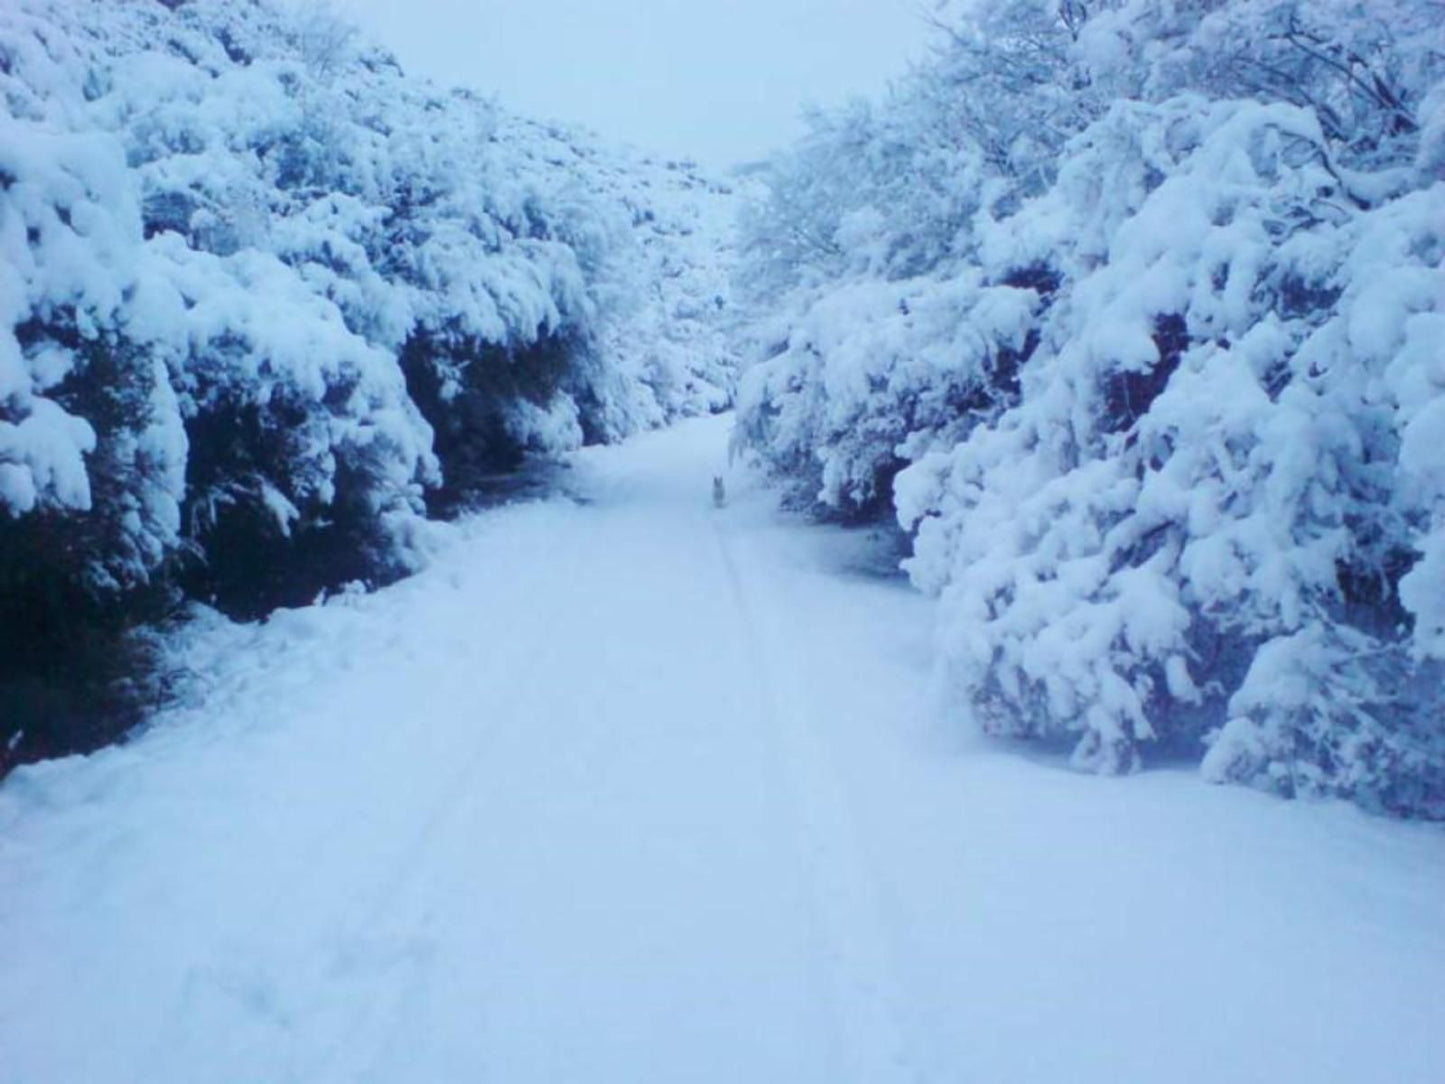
left=2, top=416, right=1442, bottom=1084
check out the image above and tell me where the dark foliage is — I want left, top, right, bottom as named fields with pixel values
left=402, top=328, right=578, bottom=516
left=1102, top=313, right=1189, bottom=434
left=0, top=517, right=175, bottom=778
left=176, top=393, right=402, bottom=620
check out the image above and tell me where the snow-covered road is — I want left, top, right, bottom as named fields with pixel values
left=2, top=416, right=1443, bottom=1083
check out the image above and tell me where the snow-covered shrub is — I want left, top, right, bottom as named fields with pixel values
left=901, top=97, right=1445, bottom=801
left=0, top=15, right=177, bottom=573
left=2, top=0, right=737, bottom=576
left=591, top=152, right=742, bottom=430
left=731, top=0, right=1105, bottom=516
left=0, top=5, right=186, bottom=770
left=736, top=0, right=1445, bottom=814
left=0, top=0, right=740, bottom=769
left=732, top=103, right=1017, bottom=515
left=734, top=272, right=1045, bottom=516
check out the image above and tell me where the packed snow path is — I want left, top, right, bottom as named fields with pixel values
left=3, top=417, right=1443, bottom=1084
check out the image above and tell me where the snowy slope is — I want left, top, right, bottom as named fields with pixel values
left=2, top=416, right=1441, bottom=1083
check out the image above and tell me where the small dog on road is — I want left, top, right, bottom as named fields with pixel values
left=712, top=475, right=726, bottom=508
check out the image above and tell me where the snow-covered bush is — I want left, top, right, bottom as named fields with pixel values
left=731, top=0, right=1097, bottom=516
left=594, top=152, right=741, bottom=430
left=734, top=271, right=1044, bottom=516
left=736, top=0, right=1445, bottom=814
left=901, top=98, right=1445, bottom=808
left=0, top=0, right=738, bottom=770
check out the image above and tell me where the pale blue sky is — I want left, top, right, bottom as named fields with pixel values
left=336, top=0, right=937, bottom=170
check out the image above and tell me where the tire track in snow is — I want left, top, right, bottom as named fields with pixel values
left=710, top=518, right=929, bottom=1084
left=305, top=512, right=594, bottom=1083
left=127, top=505, right=586, bottom=1084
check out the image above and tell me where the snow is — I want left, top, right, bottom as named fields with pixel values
left=3, top=416, right=1442, bottom=1083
